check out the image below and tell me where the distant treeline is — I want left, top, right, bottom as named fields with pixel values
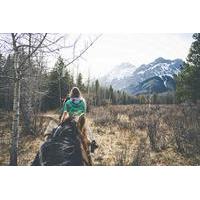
left=0, top=55, right=138, bottom=113
left=1, top=33, right=200, bottom=114
left=0, top=54, right=177, bottom=115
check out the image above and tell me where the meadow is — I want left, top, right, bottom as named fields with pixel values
left=0, top=104, right=200, bottom=166
left=89, top=104, right=200, bottom=165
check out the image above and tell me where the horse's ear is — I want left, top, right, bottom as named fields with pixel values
left=78, top=114, right=86, bottom=131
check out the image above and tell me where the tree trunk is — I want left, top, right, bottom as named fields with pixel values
left=21, top=97, right=34, bottom=135
left=21, top=33, right=35, bottom=135
left=10, top=54, right=21, bottom=166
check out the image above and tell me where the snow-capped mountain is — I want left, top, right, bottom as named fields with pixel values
left=125, top=75, right=176, bottom=95
left=132, top=57, right=183, bottom=84
left=100, top=57, right=183, bottom=91
left=100, top=62, right=137, bottom=90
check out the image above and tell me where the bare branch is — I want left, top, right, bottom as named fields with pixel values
left=19, top=33, right=48, bottom=72
left=65, top=34, right=102, bottom=68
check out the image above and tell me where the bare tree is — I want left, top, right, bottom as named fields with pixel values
left=0, top=33, right=66, bottom=165
left=0, top=33, right=102, bottom=165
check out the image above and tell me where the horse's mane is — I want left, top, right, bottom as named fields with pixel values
left=32, top=115, right=92, bottom=166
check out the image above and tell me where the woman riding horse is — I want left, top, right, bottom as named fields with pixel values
left=60, top=87, right=92, bottom=151
left=61, top=87, right=86, bottom=124
left=32, top=87, right=97, bottom=166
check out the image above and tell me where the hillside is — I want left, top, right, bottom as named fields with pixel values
left=125, top=75, right=176, bottom=95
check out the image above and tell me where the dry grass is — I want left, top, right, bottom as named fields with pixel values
left=0, top=104, right=199, bottom=166
left=0, top=111, right=54, bottom=166
left=89, top=104, right=200, bottom=166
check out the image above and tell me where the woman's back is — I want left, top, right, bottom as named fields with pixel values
left=64, top=97, right=86, bottom=116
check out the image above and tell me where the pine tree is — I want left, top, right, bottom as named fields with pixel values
left=176, top=33, right=200, bottom=103
left=77, top=73, right=85, bottom=91
left=121, top=91, right=126, bottom=104
left=152, top=93, right=157, bottom=104
left=44, top=56, right=72, bottom=110
left=0, top=54, right=14, bottom=110
left=109, top=85, right=113, bottom=103
left=55, top=56, right=66, bottom=106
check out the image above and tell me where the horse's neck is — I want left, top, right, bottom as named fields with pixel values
left=44, top=120, right=58, bottom=137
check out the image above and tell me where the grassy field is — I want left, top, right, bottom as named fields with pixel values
left=89, top=104, right=200, bottom=165
left=0, top=104, right=200, bottom=166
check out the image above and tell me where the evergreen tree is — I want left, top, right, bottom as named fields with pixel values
left=44, top=56, right=75, bottom=110
left=64, top=70, right=74, bottom=94
left=139, top=95, right=145, bottom=104
left=122, top=91, right=127, bottom=104
left=77, top=73, right=85, bottom=91
left=0, top=54, right=14, bottom=110
left=108, top=85, right=113, bottom=103
left=176, top=33, right=200, bottom=102
left=152, top=93, right=157, bottom=104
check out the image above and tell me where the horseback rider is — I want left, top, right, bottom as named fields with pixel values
left=60, top=87, right=86, bottom=122
left=60, top=87, right=98, bottom=153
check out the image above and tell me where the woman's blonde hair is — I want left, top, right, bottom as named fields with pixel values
left=70, top=87, right=81, bottom=98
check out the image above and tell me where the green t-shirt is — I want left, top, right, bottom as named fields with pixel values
left=63, top=97, right=86, bottom=116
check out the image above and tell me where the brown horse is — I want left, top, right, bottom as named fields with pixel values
left=31, top=114, right=92, bottom=166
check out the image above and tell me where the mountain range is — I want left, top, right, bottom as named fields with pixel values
left=100, top=57, right=183, bottom=95
left=125, top=75, right=176, bottom=95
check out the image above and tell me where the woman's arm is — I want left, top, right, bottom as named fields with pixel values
left=82, top=98, right=87, bottom=113
left=60, top=111, right=69, bottom=123
left=60, top=101, right=69, bottom=123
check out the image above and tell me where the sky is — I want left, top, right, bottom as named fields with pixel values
left=55, top=33, right=194, bottom=81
